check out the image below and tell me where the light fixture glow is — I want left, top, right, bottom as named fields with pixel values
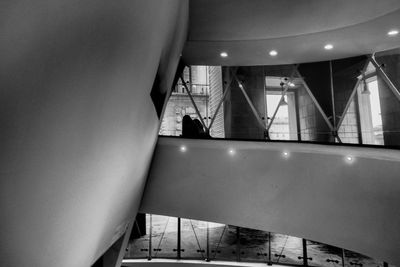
left=388, top=30, right=399, bottom=36
left=269, top=50, right=278, bottom=56
left=220, top=52, right=228, bottom=58
left=324, top=44, right=334, bottom=50
left=346, top=156, right=353, bottom=162
left=180, top=146, right=187, bottom=152
left=282, top=151, right=289, bottom=157
left=228, top=149, right=236, bottom=156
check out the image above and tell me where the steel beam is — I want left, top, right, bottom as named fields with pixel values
left=295, top=69, right=335, bottom=131
left=337, top=58, right=371, bottom=129
left=370, top=55, right=400, bottom=102
left=266, top=67, right=297, bottom=132
left=329, top=61, right=337, bottom=131
left=180, top=76, right=208, bottom=130
left=234, top=75, right=267, bottom=130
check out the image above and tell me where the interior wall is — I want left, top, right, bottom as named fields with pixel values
left=0, top=1, right=188, bottom=267
left=141, top=137, right=400, bottom=266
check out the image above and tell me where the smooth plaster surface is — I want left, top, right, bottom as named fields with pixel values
left=183, top=1, right=400, bottom=65
left=0, top=1, right=188, bottom=266
left=141, top=137, right=400, bottom=266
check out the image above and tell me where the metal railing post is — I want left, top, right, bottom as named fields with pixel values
left=341, top=248, right=346, bottom=267
left=148, top=214, right=152, bottom=260
left=302, top=239, right=308, bottom=267
left=206, top=222, right=210, bottom=261
left=268, top=232, right=272, bottom=265
left=177, top=217, right=181, bottom=259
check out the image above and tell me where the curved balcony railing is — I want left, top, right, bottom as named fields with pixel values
left=124, top=214, right=392, bottom=267
left=160, top=49, right=400, bottom=149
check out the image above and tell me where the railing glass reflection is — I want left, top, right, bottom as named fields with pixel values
left=159, top=49, right=400, bottom=148
left=151, top=215, right=178, bottom=258
left=306, top=240, right=342, bottom=267
left=271, top=234, right=303, bottom=265
left=125, top=213, right=392, bottom=267
left=239, top=228, right=269, bottom=262
left=180, top=218, right=207, bottom=259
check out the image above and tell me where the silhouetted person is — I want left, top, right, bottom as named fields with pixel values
left=182, top=115, right=211, bottom=138
left=182, top=115, right=198, bottom=138
left=193, top=119, right=205, bottom=135
left=194, top=119, right=211, bottom=138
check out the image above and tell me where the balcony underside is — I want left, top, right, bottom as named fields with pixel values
left=141, top=137, right=400, bottom=265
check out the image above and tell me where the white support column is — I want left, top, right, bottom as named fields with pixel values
left=208, top=69, right=236, bottom=131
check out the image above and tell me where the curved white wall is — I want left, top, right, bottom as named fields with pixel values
left=0, top=1, right=188, bottom=266
left=141, top=137, right=400, bottom=266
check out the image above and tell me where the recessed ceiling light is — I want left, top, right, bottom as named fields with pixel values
left=324, top=44, right=334, bottom=50
left=346, top=155, right=353, bottom=162
left=228, top=148, right=236, bottom=156
left=282, top=151, right=289, bottom=157
left=220, top=52, right=228, bottom=58
left=269, top=50, right=278, bottom=56
left=180, top=146, right=187, bottom=152
left=388, top=30, right=399, bottom=36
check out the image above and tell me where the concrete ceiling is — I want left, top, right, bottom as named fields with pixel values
left=183, top=0, right=400, bottom=65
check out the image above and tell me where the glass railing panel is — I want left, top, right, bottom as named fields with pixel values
left=151, top=215, right=178, bottom=258
left=239, top=227, right=269, bottom=263
left=271, top=233, right=303, bottom=265
left=307, top=240, right=343, bottom=267
left=125, top=214, right=150, bottom=259
left=180, top=218, right=207, bottom=260
left=123, top=213, right=394, bottom=267
left=209, top=224, right=238, bottom=261
left=158, top=54, right=400, bottom=147
left=344, top=250, right=384, bottom=267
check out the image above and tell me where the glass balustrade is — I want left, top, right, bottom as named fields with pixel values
left=159, top=49, right=400, bottom=148
left=125, top=213, right=392, bottom=267
left=180, top=218, right=207, bottom=259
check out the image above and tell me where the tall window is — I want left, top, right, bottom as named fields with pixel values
left=265, top=76, right=298, bottom=141
left=358, top=76, right=384, bottom=145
